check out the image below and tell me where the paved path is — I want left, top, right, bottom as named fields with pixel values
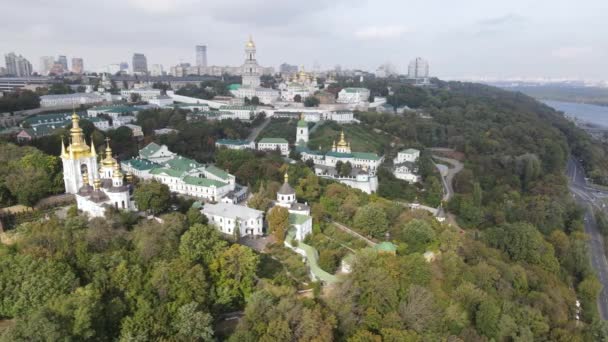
left=331, top=221, right=377, bottom=247
left=568, top=157, right=608, bottom=319
left=247, top=117, right=271, bottom=141
left=431, top=155, right=464, bottom=202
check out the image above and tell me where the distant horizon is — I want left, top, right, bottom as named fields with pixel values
left=2, top=0, right=606, bottom=80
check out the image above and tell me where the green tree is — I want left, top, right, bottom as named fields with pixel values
left=133, top=180, right=171, bottom=215
left=354, top=203, right=389, bottom=238
left=173, top=302, right=214, bottom=341
left=294, top=94, right=302, bottom=103
left=268, top=206, right=290, bottom=243
left=304, top=96, right=320, bottom=107
left=130, top=92, right=142, bottom=103
left=210, top=244, right=259, bottom=308
left=475, top=300, right=501, bottom=339
left=401, top=219, right=436, bottom=253
left=187, top=206, right=207, bottom=226
left=179, top=223, right=228, bottom=265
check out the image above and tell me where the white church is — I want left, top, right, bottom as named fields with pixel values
left=61, top=112, right=137, bottom=218
left=299, top=131, right=383, bottom=194
left=272, top=173, right=312, bottom=242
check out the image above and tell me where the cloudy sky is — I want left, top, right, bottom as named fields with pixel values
left=2, top=0, right=607, bottom=80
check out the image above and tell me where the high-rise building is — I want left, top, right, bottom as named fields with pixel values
left=39, top=56, right=55, bottom=75
left=196, top=45, right=207, bottom=67
left=57, top=55, right=68, bottom=71
left=71, top=58, right=84, bottom=74
left=119, top=62, right=129, bottom=72
left=5, top=53, right=32, bottom=77
left=407, top=57, right=429, bottom=79
left=50, top=63, right=65, bottom=75
left=132, top=53, right=148, bottom=75
left=150, top=64, right=164, bottom=76
left=241, top=36, right=260, bottom=88
left=279, top=63, right=298, bottom=75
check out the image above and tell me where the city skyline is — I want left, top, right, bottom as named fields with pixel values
left=1, top=0, right=607, bottom=80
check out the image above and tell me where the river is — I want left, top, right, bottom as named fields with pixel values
left=543, top=100, right=608, bottom=128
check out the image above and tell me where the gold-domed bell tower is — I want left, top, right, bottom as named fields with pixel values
left=336, top=130, right=351, bottom=153
left=61, top=111, right=100, bottom=194
left=100, top=137, right=117, bottom=178
left=112, top=162, right=124, bottom=187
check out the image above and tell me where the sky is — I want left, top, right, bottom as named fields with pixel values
left=2, top=0, right=607, bottom=80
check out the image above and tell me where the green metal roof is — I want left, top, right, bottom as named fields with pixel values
left=205, top=165, right=231, bottom=180
left=122, top=158, right=159, bottom=171
left=228, top=84, right=241, bottom=91
left=164, top=156, right=203, bottom=173
left=24, top=112, right=72, bottom=125
left=259, top=138, right=288, bottom=144
left=183, top=176, right=226, bottom=187
left=289, top=213, right=311, bottom=226
left=343, top=87, right=367, bottom=93
left=352, top=152, right=381, bottom=161
left=326, top=151, right=354, bottom=158
left=139, top=142, right=162, bottom=158
left=374, top=241, right=397, bottom=253
left=297, top=120, right=308, bottom=128
left=104, top=106, right=137, bottom=113
left=149, top=168, right=183, bottom=178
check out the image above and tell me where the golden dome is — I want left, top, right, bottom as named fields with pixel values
left=112, top=162, right=123, bottom=179
left=82, top=172, right=89, bottom=185
left=337, top=130, right=348, bottom=148
left=246, top=35, right=255, bottom=48
left=101, top=137, right=117, bottom=167
left=93, top=177, right=101, bottom=190
left=64, top=111, right=92, bottom=160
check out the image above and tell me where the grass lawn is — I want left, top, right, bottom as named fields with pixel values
left=257, top=118, right=298, bottom=144
left=308, top=121, right=393, bottom=154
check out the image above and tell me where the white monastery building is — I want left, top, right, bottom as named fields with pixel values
left=257, top=137, right=290, bottom=156
left=202, top=202, right=264, bottom=237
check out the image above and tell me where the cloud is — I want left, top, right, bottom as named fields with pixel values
left=478, top=13, right=525, bottom=27
left=551, top=46, right=593, bottom=59
left=354, top=25, right=410, bottom=40
left=126, top=0, right=200, bottom=14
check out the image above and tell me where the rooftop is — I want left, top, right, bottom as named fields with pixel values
left=259, top=137, right=288, bottom=144
left=121, top=158, right=159, bottom=171
left=183, top=175, right=226, bottom=188
left=163, top=156, right=204, bottom=173
left=219, top=105, right=257, bottom=111
left=297, top=120, right=308, bottom=128
left=289, top=213, right=311, bottom=226
left=202, top=202, right=263, bottom=220
left=139, top=142, right=162, bottom=158
left=399, top=148, right=420, bottom=155
left=205, top=165, right=231, bottom=180
left=149, top=167, right=183, bottom=178
left=374, top=241, right=397, bottom=253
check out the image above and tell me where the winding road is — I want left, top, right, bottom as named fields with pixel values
left=567, top=157, right=608, bottom=319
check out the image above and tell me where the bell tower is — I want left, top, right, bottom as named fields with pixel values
left=61, top=111, right=99, bottom=194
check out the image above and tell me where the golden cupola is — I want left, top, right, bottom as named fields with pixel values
left=64, top=111, right=92, bottom=160
left=101, top=137, right=117, bottom=167
left=246, top=35, right=255, bottom=48
left=337, top=130, right=348, bottom=148
left=112, top=162, right=124, bottom=179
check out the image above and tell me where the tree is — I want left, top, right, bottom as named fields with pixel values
left=251, top=96, right=260, bottom=105
left=401, top=219, right=436, bottom=253
left=354, top=204, right=388, bottom=238
left=268, top=206, right=290, bottom=243
left=210, top=244, right=259, bottom=308
left=173, top=303, right=214, bottom=341
left=187, top=206, right=207, bottom=226
left=133, top=180, right=171, bottom=215
left=294, top=94, right=302, bottom=103
left=475, top=300, right=501, bottom=338
left=130, top=92, right=142, bottom=103
left=304, top=96, right=320, bottom=107
left=179, top=223, right=228, bottom=265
